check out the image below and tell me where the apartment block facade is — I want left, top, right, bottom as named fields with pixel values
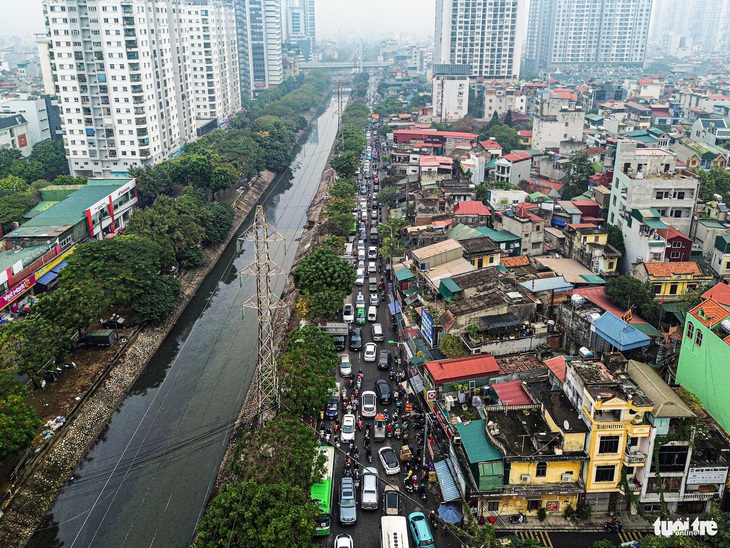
left=434, top=0, right=526, bottom=80
left=42, top=0, right=240, bottom=178
left=236, top=0, right=283, bottom=98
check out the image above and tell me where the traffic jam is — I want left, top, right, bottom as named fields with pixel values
left=320, top=86, right=439, bottom=548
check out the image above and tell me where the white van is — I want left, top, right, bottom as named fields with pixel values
left=355, top=268, right=365, bottom=286
left=367, top=306, right=377, bottom=322
left=372, top=323, right=384, bottom=341
left=380, top=516, right=410, bottom=548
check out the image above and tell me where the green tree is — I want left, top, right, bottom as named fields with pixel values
left=698, top=166, right=730, bottom=203
left=504, top=109, right=514, bottom=127
left=194, top=481, right=317, bottom=547
left=606, top=223, right=625, bottom=254
left=605, top=275, right=659, bottom=324
left=52, top=174, right=88, bottom=186
left=329, top=180, right=357, bottom=199
left=208, top=166, right=237, bottom=197
left=487, top=111, right=500, bottom=129
left=26, top=139, right=69, bottom=181
left=330, top=151, right=360, bottom=179
left=0, top=374, right=41, bottom=463
left=374, top=96, right=408, bottom=118
left=480, top=124, right=521, bottom=153
left=0, top=317, right=63, bottom=379
left=131, top=274, right=181, bottom=324
left=0, top=148, right=22, bottom=178
left=33, top=281, right=106, bottom=340
left=170, top=153, right=214, bottom=189
left=377, top=186, right=398, bottom=207
left=561, top=151, right=594, bottom=200
left=677, top=285, right=712, bottom=317
left=128, top=164, right=174, bottom=204
left=202, top=202, right=234, bottom=246
left=378, top=124, right=393, bottom=138
left=0, top=175, right=28, bottom=191
left=439, top=334, right=469, bottom=358
left=0, top=187, right=39, bottom=233
left=591, top=541, right=616, bottom=548
left=291, top=248, right=355, bottom=320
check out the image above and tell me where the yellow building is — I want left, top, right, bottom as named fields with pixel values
left=633, top=262, right=713, bottom=303
left=564, top=360, right=654, bottom=513
left=563, top=223, right=620, bottom=275
left=459, top=236, right=501, bottom=269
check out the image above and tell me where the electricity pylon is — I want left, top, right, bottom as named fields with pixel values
left=238, top=205, right=285, bottom=427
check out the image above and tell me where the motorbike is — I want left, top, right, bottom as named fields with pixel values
left=366, top=448, right=372, bottom=463
left=389, top=368, right=396, bottom=381
left=509, top=513, right=527, bottom=524
left=604, top=520, right=623, bottom=533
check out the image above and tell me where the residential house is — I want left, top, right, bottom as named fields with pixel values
left=691, top=118, right=730, bottom=147
left=479, top=139, right=504, bottom=159
left=656, top=226, right=692, bottom=262
left=649, top=104, right=673, bottom=127
left=392, top=129, right=479, bottom=155
left=478, top=227, right=523, bottom=256
left=620, top=208, right=668, bottom=272
left=459, top=236, right=501, bottom=269
left=551, top=201, right=583, bottom=228
left=671, top=139, right=728, bottom=170
left=0, top=114, right=31, bottom=157
left=432, top=65, right=470, bottom=122
left=563, top=360, right=655, bottom=513
left=693, top=219, right=730, bottom=260
left=627, top=360, right=729, bottom=515
left=562, top=223, right=620, bottom=275
left=677, top=298, right=730, bottom=442
left=409, top=239, right=474, bottom=293
left=493, top=152, right=532, bottom=187
left=483, top=84, right=526, bottom=122
left=518, top=276, right=573, bottom=318
left=632, top=262, right=713, bottom=302
left=453, top=201, right=491, bottom=226
left=422, top=354, right=500, bottom=396
left=624, top=102, right=653, bottom=129
left=609, top=140, right=699, bottom=236
left=419, top=155, right=454, bottom=185
left=518, top=130, right=532, bottom=148
left=494, top=204, right=545, bottom=257
left=710, top=235, right=730, bottom=281
left=486, top=189, right=529, bottom=211
left=532, top=91, right=585, bottom=151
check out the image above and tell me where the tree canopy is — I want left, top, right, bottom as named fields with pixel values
left=292, top=248, right=355, bottom=320
left=0, top=374, right=41, bottom=463
left=561, top=151, right=595, bottom=200
left=605, top=275, right=659, bottom=324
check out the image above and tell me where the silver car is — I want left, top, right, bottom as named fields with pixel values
left=339, top=477, right=357, bottom=524
left=361, top=467, right=379, bottom=510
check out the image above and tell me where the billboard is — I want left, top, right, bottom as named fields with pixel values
left=421, top=307, right=434, bottom=346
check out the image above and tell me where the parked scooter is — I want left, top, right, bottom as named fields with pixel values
left=509, top=512, right=527, bottom=524
left=604, top=519, right=623, bottom=533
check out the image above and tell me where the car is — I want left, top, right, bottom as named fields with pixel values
left=343, top=304, right=354, bottom=324
left=375, top=378, right=391, bottom=404
left=363, top=342, right=377, bottom=362
left=359, top=230, right=368, bottom=241
left=371, top=209, right=378, bottom=219
left=367, top=246, right=378, bottom=260
left=357, top=240, right=366, bottom=251
left=367, top=305, right=378, bottom=322
left=361, top=467, right=379, bottom=510
left=383, top=486, right=401, bottom=516
left=368, top=262, right=377, bottom=274
left=350, top=328, right=362, bottom=351
left=339, top=477, right=357, bottom=525
left=371, top=323, right=384, bottom=341
left=334, top=535, right=354, bottom=548
left=341, top=413, right=356, bottom=442
left=356, top=309, right=366, bottom=325
left=339, top=354, right=353, bottom=377
left=325, top=396, right=339, bottom=420
left=355, top=273, right=365, bottom=286
left=361, top=390, right=377, bottom=418
left=360, top=185, right=368, bottom=195
left=369, top=292, right=380, bottom=306
left=408, top=511, right=435, bottom=546
left=378, top=446, right=401, bottom=475
left=357, top=260, right=365, bottom=270
left=377, top=350, right=392, bottom=370
left=355, top=293, right=366, bottom=308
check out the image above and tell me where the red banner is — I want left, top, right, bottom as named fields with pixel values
left=17, top=134, right=27, bottom=148
left=0, top=275, right=35, bottom=309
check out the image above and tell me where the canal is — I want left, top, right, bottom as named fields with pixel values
left=29, top=96, right=343, bottom=548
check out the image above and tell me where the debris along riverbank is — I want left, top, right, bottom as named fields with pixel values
left=0, top=171, right=275, bottom=547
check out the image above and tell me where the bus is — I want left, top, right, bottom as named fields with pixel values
left=311, top=445, right=335, bottom=536
left=381, top=516, right=410, bottom=548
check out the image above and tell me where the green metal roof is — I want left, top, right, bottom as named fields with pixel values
left=395, top=268, right=416, bottom=282
left=476, top=227, right=521, bottom=243
left=456, top=420, right=502, bottom=462
left=579, top=274, right=606, bottom=284
left=24, top=201, right=60, bottom=219
left=440, top=278, right=462, bottom=294
left=484, top=158, right=497, bottom=169
left=446, top=223, right=483, bottom=241
left=24, top=184, right=126, bottom=228
left=643, top=218, right=668, bottom=230
left=586, top=114, right=604, bottom=122
left=632, top=322, right=660, bottom=337
left=0, top=245, right=48, bottom=272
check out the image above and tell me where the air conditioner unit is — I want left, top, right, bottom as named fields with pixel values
left=520, top=474, right=531, bottom=483
left=561, top=473, right=573, bottom=483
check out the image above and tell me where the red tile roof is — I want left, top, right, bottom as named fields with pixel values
left=571, top=200, right=600, bottom=207
left=518, top=130, right=533, bottom=137
left=394, top=129, right=478, bottom=140
left=492, top=379, right=534, bottom=405
left=702, top=284, right=730, bottom=307
left=454, top=201, right=491, bottom=216
left=689, top=298, right=730, bottom=328
left=480, top=139, right=503, bottom=150
left=500, top=255, right=530, bottom=268
left=578, top=286, right=650, bottom=325
left=502, top=151, right=532, bottom=163
left=656, top=225, right=691, bottom=243
left=643, top=261, right=701, bottom=277
left=584, top=147, right=606, bottom=155
left=543, top=356, right=566, bottom=383
left=425, top=355, right=499, bottom=383
left=707, top=94, right=730, bottom=100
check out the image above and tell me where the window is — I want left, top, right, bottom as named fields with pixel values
left=672, top=241, right=682, bottom=248
left=536, top=462, right=547, bottom=477
left=695, top=330, right=702, bottom=347
left=594, top=465, right=616, bottom=483
left=487, top=501, right=499, bottom=512
left=654, top=445, right=689, bottom=473
left=598, top=436, right=620, bottom=454
left=527, top=500, right=541, bottom=511
left=670, top=252, right=680, bottom=259
left=671, top=210, right=683, bottom=218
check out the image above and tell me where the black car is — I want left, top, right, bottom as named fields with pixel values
left=350, top=328, right=363, bottom=352
left=377, top=350, right=392, bottom=370
left=375, top=378, right=391, bottom=404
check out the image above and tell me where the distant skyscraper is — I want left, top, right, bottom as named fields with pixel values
left=434, top=0, right=526, bottom=80
left=42, top=0, right=240, bottom=177
left=524, top=0, right=653, bottom=73
left=282, top=0, right=315, bottom=60
left=236, top=0, right=283, bottom=98
left=649, top=0, right=730, bottom=57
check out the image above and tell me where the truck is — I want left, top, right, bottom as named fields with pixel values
left=320, top=322, right=349, bottom=352
left=77, top=329, right=118, bottom=348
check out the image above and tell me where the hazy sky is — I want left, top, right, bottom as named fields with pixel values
left=7, top=0, right=436, bottom=43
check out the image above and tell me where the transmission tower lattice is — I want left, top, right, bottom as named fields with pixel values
left=238, top=205, right=286, bottom=427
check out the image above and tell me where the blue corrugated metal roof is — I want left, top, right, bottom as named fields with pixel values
left=434, top=459, right=461, bottom=502
left=519, top=276, right=573, bottom=293
left=593, top=312, right=651, bottom=350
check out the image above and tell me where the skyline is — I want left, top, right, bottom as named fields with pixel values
left=4, top=0, right=437, bottom=43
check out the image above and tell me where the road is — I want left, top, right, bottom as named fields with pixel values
left=28, top=96, right=344, bottom=548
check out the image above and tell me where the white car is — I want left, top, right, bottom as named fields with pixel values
left=368, top=262, right=377, bottom=274
left=363, top=342, right=377, bottom=362
left=334, top=535, right=354, bottom=548
left=357, top=240, right=366, bottom=251
left=378, top=446, right=401, bottom=475
left=340, top=354, right=353, bottom=378
left=341, top=413, right=356, bottom=442
left=356, top=293, right=366, bottom=308
left=368, top=246, right=378, bottom=260
left=361, top=391, right=377, bottom=418
left=343, top=304, right=354, bottom=324
left=369, top=293, right=379, bottom=306
left=358, top=260, right=365, bottom=270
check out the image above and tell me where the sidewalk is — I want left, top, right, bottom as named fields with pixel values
left=493, top=510, right=654, bottom=534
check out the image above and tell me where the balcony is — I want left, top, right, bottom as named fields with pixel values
left=122, top=5, right=133, bottom=14
left=624, top=452, right=647, bottom=466
left=132, top=96, right=144, bottom=105
left=138, top=138, right=149, bottom=146
left=134, top=107, right=145, bottom=115
left=125, top=40, right=138, bottom=50
left=123, top=17, right=135, bottom=27
left=131, top=85, right=143, bottom=94
left=627, top=421, right=651, bottom=437
left=127, top=52, right=139, bottom=60
left=130, top=74, right=141, bottom=83
left=124, top=29, right=136, bottom=37
left=136, top=129, right=148, bottom=137
left=139, top=148, right=150, bottom=158
left=135, top=117, right=147, bottom=125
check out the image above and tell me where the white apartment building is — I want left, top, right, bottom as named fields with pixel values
left=0, top=114, right=32, bottom=157
left=483, top=85, right=526, bottom=121
left=649, top=0, right=730, bottom=58
left=434, top=0, right=526, bottom=80
left=432, top=65, right=469, bottom=122
left=532, top=92, right=585, bottom=151
left=0, top=96, right=52, bottom=147
left=608, top=141, right=699, bottom=236
left=524, top=0, right=652, bottom=71
left=237, top=0, right=283, bottom=98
